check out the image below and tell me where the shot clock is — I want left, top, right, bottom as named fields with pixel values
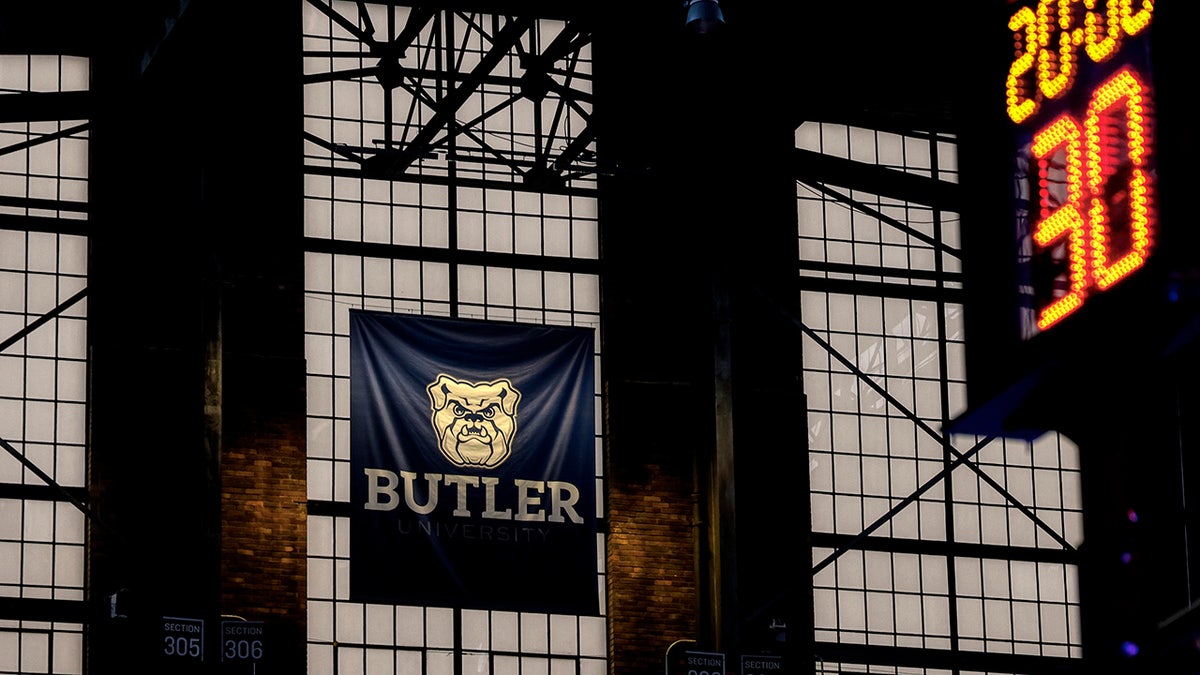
left=1007, top=0, right=1155, bottom=338
left=953, top=0, right=1198, bottom=434
left=947, top=6, right=1200, bottom=665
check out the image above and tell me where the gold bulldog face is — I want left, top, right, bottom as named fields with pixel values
left=426, top=374, right=521, bottom=468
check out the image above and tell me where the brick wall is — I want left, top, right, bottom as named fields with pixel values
left=606, top=460, right=699, bottom=674
left=219, top=347, right=308, bottom=673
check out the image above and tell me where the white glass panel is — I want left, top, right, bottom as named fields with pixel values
left=57, top=402, right=85, bottom=444
left=461, top=610, right=489, bottom=650
left=54, top=544, right=84, bottom=585
left=427, top=607, right=454, bottom=649
left=579, top=616, right=605, bottom=657
left=20, top=632, right=49, bottom=672
left=395, top=606, right=424, bottom=646
left=23, top=500, right=53, bottom=542
left=23, top=543, right=53, bottom=584
left=491, top=611, right=519, bottom=652
left=0, top=542, right=19, bottom=585
left=335, top=603, right=365, bottom=644
left=365, top=605, right=394, bottom=645
left=308, top=557, right=334, bottom=600
left=520, top=614, right=549, bottom=653
left=461, top=651, right=489, bottom=674
left=308, top=516, right=334, bottom=558
left=52, top=630, right=83, bottom=675
left=922, top=594, right=951, bottom=635
left=549, top=615, right=577, bottom=654
left=57, top=359, right=86, bottom=400
left=307, top=460, right=334, bottom=501
left=396, top=649, right=422, bottom=673
left=0, top=272, right=26, bottom=312
left=336, top=646, right=365, bottom=675
left=544, top=218, right=570, bottom=257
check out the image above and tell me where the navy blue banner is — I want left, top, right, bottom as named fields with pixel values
left=350, top=311, right=599, bottom=614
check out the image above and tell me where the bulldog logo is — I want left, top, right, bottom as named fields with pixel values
left=427, top=374, right=521, bottom=468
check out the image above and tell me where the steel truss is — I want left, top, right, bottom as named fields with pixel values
left=302, top=1, right=596, bottom=192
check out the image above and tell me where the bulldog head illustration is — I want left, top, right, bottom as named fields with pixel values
left=426, top=374, right=521, bottom=468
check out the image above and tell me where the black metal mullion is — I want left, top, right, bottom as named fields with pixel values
left=926, top=128, right=964, bottom=658
left=0, top=434, right=110, bottom=538
left=798, top=180, right=958, bottom=258
left=790, top=303, right=1073, bottom=552
left=0, top=195, right=88, bottom=214
left=813, top=434, right=995, bottom=576
left=444, top=8, right=460, bottom=320
left=0, top=287, right=87, bottom=355
left=395, top=16, right=534, bottom=174
left=305, top=0, right=374, bottom=43
left=814, top=638, right=1079, bottom=673
left=0, top=121, right=89, bottom=159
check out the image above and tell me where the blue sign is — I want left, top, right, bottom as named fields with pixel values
left=741, top=654, right=782, bottom=675
left=161, top=616, right=204, bottom=662
left=350, top=311, right=598, bottom=614
left=221, top=621, right=264, bottom=663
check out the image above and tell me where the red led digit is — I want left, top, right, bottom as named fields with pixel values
left=1008, top=1, right=1156, bottom=336
left=1033, top=115, right=1089, bottom=330
left=1084, top=68, right=1152, bottom=290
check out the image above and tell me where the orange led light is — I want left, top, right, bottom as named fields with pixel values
left=1009, top=1, right=1156, bottom=334
left=1033, top=115, right=1088, bottom=331
left=1008, top=6, right=1039, bottom=123
left=1084, top=0, right=1122, bottom=62
left=1037, top=0, right=1082, bottom=100
left=1006, top=0, right=1154, bottom=124
left=1085, top=68, right=1152, bottom=290
left=1027, top=68, right=1154, bottom=330
left=1037, top=291, right=1084, bottom=330
left=1121, top=0, right=1153, bottom=37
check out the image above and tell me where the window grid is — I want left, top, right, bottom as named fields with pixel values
left=304, top=246, right=605, bottom=673
left=303, top=4, right=605, bottom=659
left=796, top=124, right=961, bottom=288
left=801, top=122, right=1082, bottom=672
left=813, top=548, right=954, bottom=650
left=0, top=56, right=90, bottom=223
left=302, top=5, right=596, bottom=191
left=0, top=54, right=89, bottom=675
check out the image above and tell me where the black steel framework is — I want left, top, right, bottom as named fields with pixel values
left=796, top=120, right=1084, bottom=674
left=8, top=2, right=1173, bottom=674
left=0, top=51, right=92, bottom=675
left=301, top=4, right=605, bottom=674
left=301, top=0, right=597, bottom=193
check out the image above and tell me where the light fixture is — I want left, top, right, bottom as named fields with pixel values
left=684, top=0, right=724, bottom=35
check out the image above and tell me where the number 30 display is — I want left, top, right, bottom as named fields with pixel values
left=1031, top=67, right=1151, bottom=329
left=1006, top=0, right=1155, bottom=332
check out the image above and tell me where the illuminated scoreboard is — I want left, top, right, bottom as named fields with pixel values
left=955, top=0, right=1198, bottom=433
left=1007, top=0, right=1155, bottom=339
